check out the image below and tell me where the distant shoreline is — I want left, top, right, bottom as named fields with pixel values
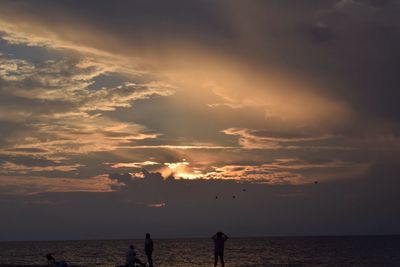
left=1, top=234, right=399, bottom=243
left=0, top=266, right=85, bottom=267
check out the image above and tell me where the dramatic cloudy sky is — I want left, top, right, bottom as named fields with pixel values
left=0, top=0, right=399, bottom=241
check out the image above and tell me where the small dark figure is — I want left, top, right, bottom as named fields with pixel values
left=126, top=245, right=145, bottom=267
left=215, top=196, right=218, bottom=199
left=212, top=231, right=229, bottom=267
left=46, top=254, right=56, bottom=265
left=314, top=181, right=318, bottom=184
left=145, top=233, right=154, bottom=267
left=242, top=189, right=246, bottom=192
left=55, top=260, right=68, bottom=267
left=232, top=195, right=236, bottom=199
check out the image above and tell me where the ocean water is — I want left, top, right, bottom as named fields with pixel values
left=0, top=236, right=400, bottom=267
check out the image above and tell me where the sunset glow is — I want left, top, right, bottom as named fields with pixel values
left=0, top=0, right=399, bottom=241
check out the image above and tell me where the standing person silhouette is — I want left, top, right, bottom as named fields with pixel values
left=145, top=233, right=154, bottom=267
left=212, top=231, right=229, bottom=267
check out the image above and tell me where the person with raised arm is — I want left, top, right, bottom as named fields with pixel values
left=212, top=231, right=229, bottom=267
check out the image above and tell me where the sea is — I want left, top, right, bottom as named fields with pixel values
left=0, top=236, right=400, bottom=267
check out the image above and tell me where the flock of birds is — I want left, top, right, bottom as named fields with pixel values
left=215, top=188, right=247, bottom=200
left=214, top=181, right=319, bottom=200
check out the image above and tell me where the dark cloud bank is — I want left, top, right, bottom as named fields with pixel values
left=1, top=165, right=399, bottom=241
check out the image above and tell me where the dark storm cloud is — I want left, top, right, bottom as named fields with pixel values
left=1, top=0, right=399, bottom=126
left=109, top=172, right=135, bottom=185
left=0, top=0, right=398, bottom=178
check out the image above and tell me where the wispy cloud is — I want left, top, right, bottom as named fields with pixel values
left=201, top=158, right=370, bottom=184
left=0, top=161, right=82, bottom=174
left=0, top=174, right=118, bottom=195
left=222, top=128, right=335, bottom=150
left=0, top=53, right=171, bottom=159
left=110, top=161, right=160, bottom=169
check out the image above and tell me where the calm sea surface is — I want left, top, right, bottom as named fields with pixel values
left=0, top=236, right=399, bottom=267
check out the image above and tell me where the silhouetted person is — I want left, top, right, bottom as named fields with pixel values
left=126, top=245, right=145, bottom=267
left=145, top=233, right=154, bottom=267
left=46, top=254, right=55, bottom=265
left=212, top=231, right=229, bottom=267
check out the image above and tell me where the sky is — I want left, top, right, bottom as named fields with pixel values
left=0, top=0, right=399, bottom=241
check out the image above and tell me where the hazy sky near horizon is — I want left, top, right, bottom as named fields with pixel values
left=0, top=0, right=399, bottom=241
